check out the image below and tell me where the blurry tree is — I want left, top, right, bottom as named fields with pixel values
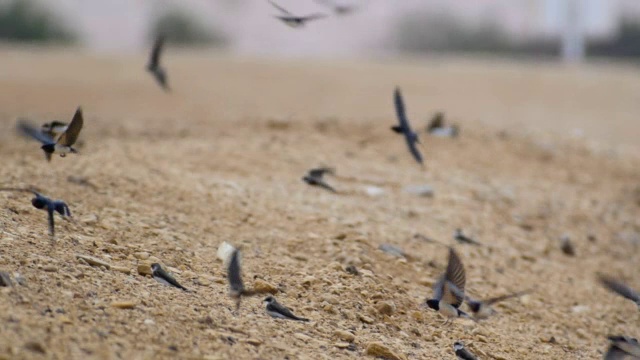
left=588, top=20, right=640, bottom=60
left=148, top=7, right=228, bottom=47
left=0, top=0, right=77, bottom=43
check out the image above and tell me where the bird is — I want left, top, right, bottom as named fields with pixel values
left=425, top=247, right=469, bottom=324
left=227, top=248, right=255, bottom=309
left=465, top=289, right=532, bottom=320
left=392, top=87, right=423, bottom=166
left=314, top=0, right=357, bottom=15
left=427, top=112, right=459, bottom=138
left=0, top=188, right=71, bottom=237
left=453, top=341, right=478, bottom=360
left=454, top=229, right=482, bottom=246
left=263, top=296, right=309, bottom=321
left=268, top=0, right=327, bottom=28
left=302, top=167, right=337, bottom=193
left=151, top=263, right=189, bottom=291
left=41, top=121, right=68, bottom=139
left=604, top=335, right=640, bottom=359
left=147, top=35, right=170, bottom=91
left=598, top=274, right=640, bottom=310
left=17, top=107, right=84, bottom=162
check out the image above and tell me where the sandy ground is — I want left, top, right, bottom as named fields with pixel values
left=0, top=48, right=639, bottom=360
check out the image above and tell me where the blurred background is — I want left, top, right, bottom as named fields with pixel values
left=2, top=0, right=640, bottom=62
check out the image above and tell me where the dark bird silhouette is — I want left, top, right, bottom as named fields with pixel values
left=425, top=247, right=469, bottom=324
left=598, top=274, right=640, bottom=310
left=302, top=167, right=336, bottom=193
left=427, top=112, right=459, bottom=138
left=465, top=289, right=533, bottom=320
left=0, top=188, right=71, bottom=237
left=314, top=0, right=357, bottom=15
left=147, top=35, right=170, bottom=91
left=263, top=296, right=309, bottom=321
left=268, top=0, right=327, bottom=28
left=454, top=228, right=482, bottom=246
left=151, top=263, right=189, bottom=291
left=227, top=248, right=255, bottom=309
left=604, top=335, right=640, bottom=359
left=453, top=341, right=477, bottom=360
left=17, top=107, right=84, bottom=162
left=392, top=87, right=423, bottom=166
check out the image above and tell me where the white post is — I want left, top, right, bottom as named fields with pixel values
left=562, top=0, right=585, bottom=63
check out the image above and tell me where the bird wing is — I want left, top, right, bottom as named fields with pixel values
left=300, top=13, right=328, bottom=21
left=149, top=35, right=165, bottom=69
left=405, top=135, right=423, bottom=164
left=156, top=267, right=187, bottom=290
left=442, top=281, right=465, bottom=308
left=427, top=113, right=444, bottom=132
left=268, top=0, right=292, bottom=15
left=393, top=87, right=410, bottom=131
left=53, top=201, right=71, bottom=217
left=444, top=247, right=466, bottom=296
left=47, top=207, right=55, bottom=236
left=432, top=275, right=445, bottom=301
left=599, top=274, right=640, bottom=302
left=17, top=119, right=55, bottom=145
left=228, top=249, right=244, bottom=294
left=58, top=107, right=83, bottom=146
left=314, top=179, right=337, bottom=193
left=484, top=289, right=532, bottom=306
left=309, top=167, right=334, bottom=178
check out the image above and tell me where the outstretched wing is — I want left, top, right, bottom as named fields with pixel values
left=268, top=0, right=292, bottom=15
left=149, top=35, right=165, bottom=69
left=427, top=112, right=444, bottom=132
left=309, top=167, right=334, bottom=178
left=58, top=107, right=83, bottom=146
left=17, top=119, right=55, bottom=145
left=53, top=201, right=71, bottom=217
left=445, top=247, right=466, bottom=296
left=228, top=249, right=244, bottom=295
left=598, top=274, right=640, bottom=303
left=405, top=136, right=423, bottom=165
left=393, top=87, right=410, bottom=131
left=484, top=289, right=532, bottom=306
left=300, top=13, right=327, bottom=22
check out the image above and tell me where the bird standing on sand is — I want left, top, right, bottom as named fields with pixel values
left=392, top=87, right=423, bottom=166
left=0, top=188, right=71, bottom=237
left=263, top=296, right=309, bottom=321
left=147, top=35, right=170, bottom=91
left=268, top=0, right=327, bottom=28
left=453, top=341, right=477, bottom=360
left=604, top=335, right=640, bottom=359
left=151, top=263, right=189, bottom=291
left=425, top=247, right=469, bottom=324
left=598, top=274, right=640, bottom=310
left=18, top=107, right=84, bottom=162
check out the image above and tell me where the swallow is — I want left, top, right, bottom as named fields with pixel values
left=314, top=0, right=357, bottom=15
left=425, top=247, right=469, bottom=324
left=465, top=289, right=532, bottom=320
left=302, top=167, right=336, bottom=193
left=604, top=336, right=640, bottom=359
left=427, top=112, right=459, bottom=138
left=228, top=248, right=255, bottom=309
left=598, top=274, right=640, bottom=310
left=0, top=188, right=71, bottom=237
left=453, top=341, right=477, bottom=360
left=41, top=121, right=68, bottom=139
left=454, top=229, right=481, bottom=246
left=147, top=35, right=170, bottom=91
left=268, top=0, right=327, bottom=28
left=263, top=296, right=309, bottom=321
left=151, top=263, right=189, bottom=291
left=392, top=87, right=423, bottom=166
left=17, top=107, right=84, bottom=161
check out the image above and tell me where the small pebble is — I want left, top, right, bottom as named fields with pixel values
left=111, top=301, right=137, bottom=309
left=365, top=342, right=406, bottom=360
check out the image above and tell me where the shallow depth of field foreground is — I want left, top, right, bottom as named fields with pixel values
left=0, top=48, right=639, bottom=359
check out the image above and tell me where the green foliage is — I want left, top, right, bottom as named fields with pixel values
left=0, top=0, right=77, bottom=43
left=148, top=7, right=228, bottom=47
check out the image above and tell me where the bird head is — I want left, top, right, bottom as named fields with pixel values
left=150, top=263, right=161, bottom=273
left=31, top=197, right=47, bottom=209
left=263, top=296, right=275, bottom=305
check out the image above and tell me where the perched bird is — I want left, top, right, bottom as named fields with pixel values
left=0, top=188, right=71, bottom=237
left=465, top=289, right=532, bottom=320
left=151, top=263, right=189, bottom=291
left=453, top=341, right=477, bottom=360
left=147, top=35, right=170, bottom=91
left=392, top=87, right=423, bottom=166
left=17, top=107, right=84, bottom=161
left=41, top=121, right=68, bottom=139
left=598, top=274, right=640, bottom=310
left=314, top=0, right=357, bottom=15
left=263, top=296, right=309, bottom=321
left=302, top=167, right=336, bottom=193
left=426, top=247, right=469, bottom=324
left=427, top=112, right=459, bottom=138
left=454, top=228, right=482, bottom=246
left=604, top=335, right=640, bottom=359
left=228, top=248, right=254, bottom=309
left=268, top=0, right=327, bottom=28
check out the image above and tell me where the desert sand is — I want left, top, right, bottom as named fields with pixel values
left=0, top=48, right=639, bottom=359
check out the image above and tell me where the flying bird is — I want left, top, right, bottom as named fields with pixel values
left=268, top=0, right=327, bottom=28
left=151, top=263, right=189, bottom=291
left=17, top=107, right=84, bottom=161
left=598, top=274, right=640, bottom=310
left=302, top=167, right=337, bottom=193
left=0, top=188, right=71, bottom=237
left=227, top=248, right=255, bottom=309
left=425, top=247, right=469, bottom=324
left=314, top=0, right=358, bottom=15
left=392, top=87, right=423, bottom=166
left=604, top=336, right=640, bottom=359
left=427, top=112, right=459, bottom=138
left=454, top=229, right=482, bottom=246
left=147, top=35, right=170, bottom=91
left=453, top=341, right=477, bottom=360
left=263, top=296, right=309, bottom=321
left=465, top=289, right=532, bottom=320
